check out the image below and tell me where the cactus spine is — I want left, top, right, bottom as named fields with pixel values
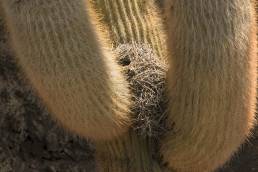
left=89, top=0, right=166, bottom=58
left=95, top=131, right=165, bottom=172
left=162, top=0, right=257, bottom=171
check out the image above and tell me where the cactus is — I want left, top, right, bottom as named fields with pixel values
left=162, top=0, right=257, bottom=171
left=0, top=0, right=257, bottom=172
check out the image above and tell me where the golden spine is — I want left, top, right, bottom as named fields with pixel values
left=1, top=0, right=132, bottom=140
left=89, top=0, right=166, bottom=58
left=162, top=0, right=257, bottom=171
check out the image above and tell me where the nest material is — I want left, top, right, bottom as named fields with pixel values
left=115, top=44, right=168, bottom=138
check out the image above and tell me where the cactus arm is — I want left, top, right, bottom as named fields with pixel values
left=1, top=0, right=132, bottom=140
left=162, top=0, right=257, bottom=171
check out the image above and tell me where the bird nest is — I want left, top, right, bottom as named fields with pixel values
left=116, top=43, right=168, bottom=138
